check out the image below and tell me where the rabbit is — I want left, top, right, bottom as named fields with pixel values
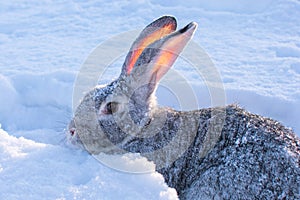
left=67, top=16, right=300, bottom=199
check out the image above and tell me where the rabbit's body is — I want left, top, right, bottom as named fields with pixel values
left=68, top=16, right=300, bottom=199
left=157, top=106, right=300, bottom=199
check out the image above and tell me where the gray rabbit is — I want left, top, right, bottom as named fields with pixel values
left=67, top=16, right=300, bottom=199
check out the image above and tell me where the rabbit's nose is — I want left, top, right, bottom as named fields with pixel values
left=69, top=128, right=76, bottom=136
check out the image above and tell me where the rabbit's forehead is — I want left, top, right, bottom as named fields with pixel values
left=93, top=80, right=129, bottom=104
left=93, top=81, right=118, bottom=102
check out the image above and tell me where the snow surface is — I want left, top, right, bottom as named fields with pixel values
left=0, top=128, right=177, bottom=200
left=0, top=0, right=299, bottom=199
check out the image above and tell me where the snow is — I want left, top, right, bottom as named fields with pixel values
left=0, top=128, right=177, bottom=200
left=0, top=0, right=299, bottom=199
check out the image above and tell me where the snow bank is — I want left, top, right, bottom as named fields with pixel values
left=0, top=128, right=178, bottom=200
left=0, top=71, right=75, bottom=131
left=0, top=75, right=18, bottom=125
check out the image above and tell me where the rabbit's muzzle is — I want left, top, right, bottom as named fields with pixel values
left=66, top=119, right=82, bottom=147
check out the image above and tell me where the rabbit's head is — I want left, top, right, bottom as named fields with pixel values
left=67, top=16, right=197, bottom=154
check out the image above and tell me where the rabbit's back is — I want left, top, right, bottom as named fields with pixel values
left=159, top=105, right=300, bottom=199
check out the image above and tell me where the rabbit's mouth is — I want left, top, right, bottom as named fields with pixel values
left=66, top=119, right=84, bottom=148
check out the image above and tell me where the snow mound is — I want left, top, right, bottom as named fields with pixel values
left=0, top=128, right=178, bottom=200
left=0, top=71, right=75, bottom=131
left=0, top=75, right=18, bottom=125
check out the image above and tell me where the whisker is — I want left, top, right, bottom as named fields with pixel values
left=59, top=136, right=67, bottom=146
left=62, top=113, right=73, bottom=120
left=52, top=126, right=67, bottom=133
left=53, top=130, right=71, bottom=147
left=55, top=120, right=68, bottom=124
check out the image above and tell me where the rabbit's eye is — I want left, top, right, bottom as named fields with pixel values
left=105, top=102, right=118, bottom=114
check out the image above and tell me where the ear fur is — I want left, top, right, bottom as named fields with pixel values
left=148, top=22, right=198, bottom=83
left=121, top=16, right=177, bottom=75
left=130, top=22, right=197, bottom=86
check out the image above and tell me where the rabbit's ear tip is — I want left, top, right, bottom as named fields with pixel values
left=160, top=15, right=176, bottom=22
left=159, top=15, right=176, bottom=21
left=179, top=22, right=198, bottom=33
left=151, top=15, right=177, bottom=29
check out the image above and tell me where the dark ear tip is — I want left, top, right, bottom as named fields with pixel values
left=149, top=15, right=177, bottom=30
left=179, top=22, right=197, bottom=33
left=158, top=15, right=176, bottom=23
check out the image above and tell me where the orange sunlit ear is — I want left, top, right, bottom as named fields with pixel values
left=126, top=23, right=176, bottom=75
left=151, top=25, right=196, bottom=83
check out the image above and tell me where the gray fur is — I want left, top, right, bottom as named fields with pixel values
left=67, top=16, right=300, bottom=199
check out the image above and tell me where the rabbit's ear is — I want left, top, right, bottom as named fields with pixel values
left=124, top=21, right=197, bottom=124
left=131, top=21, right=197, bottom=87
left=130, top=22, right=197, bottom=110
left=121, top=16, right=177, bottom=76
left=145, top=22, right=197, bottom=83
